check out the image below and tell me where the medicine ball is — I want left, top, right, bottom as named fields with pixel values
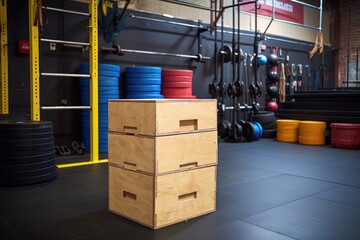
left=267, top=84, right=279, bottom=97
left=258, top=54, right=267, bottom=66
left=267, top=53, right=278, bottom=67
left=267, top=101, right=278, bottom=112
left=267, top=71, right=279, bottom=83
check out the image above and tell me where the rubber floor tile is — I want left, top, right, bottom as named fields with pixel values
left=244, top=197, right=360, bottom=240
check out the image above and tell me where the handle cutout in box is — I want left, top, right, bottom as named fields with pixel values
left=124, top=126, right=137, bottom=135
left=123, top=161, right=137, bottom=170
left=179, top=162, right=198, bottom=169
left=178, top=191, right=197, bottom=201
left=123, top=191, right=137, bottom=201
left=179, top=119, right=198, bottom=131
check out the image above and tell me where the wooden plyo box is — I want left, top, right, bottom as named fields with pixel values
left=108, top=131, right=218, bottom=175
left=108, top=99, right=217, bottom=136
left=108, top=99, right=218, bottom=229
left=109, top=165, right=217, bottom=229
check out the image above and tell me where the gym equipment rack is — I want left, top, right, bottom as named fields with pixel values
left=28, top=0, right=104, bottom=168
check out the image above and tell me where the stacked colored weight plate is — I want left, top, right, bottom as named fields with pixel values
left=252, top=122, right=263, bottom=141
left=298, top=121, right=326, bottom=145
left=252, top=111, right=277, bottom=138
left=162, top=69, right=196, bottom=99
left=79, top=63, right=120, bottom=153
left=126, top=66, right=163, bottom=99
left=276, top=119, right=301, bottom=143
left=330, top=123, right=360, bottom=149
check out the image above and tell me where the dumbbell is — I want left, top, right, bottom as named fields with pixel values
left=220, top=45, right=245, bottom=63
left=239, top=120, right=254, bottom=142
left=218, top=120, right=231, bottom=139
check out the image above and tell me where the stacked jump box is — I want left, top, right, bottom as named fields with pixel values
left=108, top=99, right=217, bottom=229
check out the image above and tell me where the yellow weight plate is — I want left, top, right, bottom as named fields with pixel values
left=299, top=121, right=326, bottom=138
left=277, top=129, right=299, bottom=135
left=299, top=135, right=325, bottom=145
left=277, top=132, right=298, bottom=143
left=277, top=119, right=301, bottom=130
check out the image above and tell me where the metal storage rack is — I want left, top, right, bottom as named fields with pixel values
left=28, top=0, right=105, bottom=168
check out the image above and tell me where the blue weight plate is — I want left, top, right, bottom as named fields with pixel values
left=126, top=72, right=161, bottom=79
left=80, top=98, right=116, bottom=104
left=126, top=85, right=161, bottom=92
left=253, top=122, right=263, bottom=138
left=252, top=123, right=262, bottom=140
left=80, top=86, right=119, bottom=91
left=81, top=94, right=119, bottom=100
left=125, top=66, right=161, bottom=73
left=81, top=117, right=108, bottom=122
left=99, top=76, right=120, bottom=85
left=81, top=112, right=108, bottom=118
left=126, top=78, right=162, bottom=85
left=126, top=93, right=164, bottom=99
left=79, top=77, right=89, bottom=86
left=126, top=91, right=161, bottom=95
left=79, top=69, right=120, bottom=78
left=80, top=63, right=120, bottom=72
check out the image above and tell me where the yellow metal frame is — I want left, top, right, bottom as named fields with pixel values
left=89, top=0, right=99, bottom=164
left=57, top=159, right=108, bottom=168
left=57, top=0, right=102, bottom=168
left=0, top=0, right=9, bottom=114
left=29, top=0, right=40, bottom=121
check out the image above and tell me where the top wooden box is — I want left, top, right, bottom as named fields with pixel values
left=108, top=99, right=217, bottom=136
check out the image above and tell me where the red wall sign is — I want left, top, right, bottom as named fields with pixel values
left=240, top=0, right=304, bottom=24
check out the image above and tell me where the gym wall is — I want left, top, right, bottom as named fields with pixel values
left=6, top=0, right=333, bottom=146
left=332, top=0, right=360, bottom=86
left=129, top=0, right=329, bottom=44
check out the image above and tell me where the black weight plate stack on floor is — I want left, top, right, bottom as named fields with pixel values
left=0, top=121, right=57, bottom=186
left=126, top=66, right=164, bottom=99
left=278, top=89, right=360, bottom=123
left=253, top=111, right=277, bottom=138
left=79, top=63, right=120, bottom=153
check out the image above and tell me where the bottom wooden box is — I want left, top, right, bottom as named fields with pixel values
left=109, top=165, right=216, bottom=229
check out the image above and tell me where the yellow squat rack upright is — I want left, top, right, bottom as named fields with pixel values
left=28, top=0, right=107, bottom=168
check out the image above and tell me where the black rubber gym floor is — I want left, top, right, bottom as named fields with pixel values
left=1, top=139, right=360, bottom=240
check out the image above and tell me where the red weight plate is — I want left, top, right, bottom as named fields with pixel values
left=162, top=87, right=192, bottom=96
left=163, top=95, right=197, bottom=99
left=162, top=82, right=192, bottom=88
left=162, top=76, right=193, bottom=82
left=162, top=69, right=193, bottom=77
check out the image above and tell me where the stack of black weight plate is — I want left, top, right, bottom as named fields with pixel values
left=0, top=121, right=57, bottom=186
left=253, top=111, right=277, bottom=138
left=278, top=89, right=360, bottom=123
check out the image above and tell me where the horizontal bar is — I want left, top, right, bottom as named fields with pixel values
left=41, top=73, right=90, bottom=78
left=63, top=44, right=88, bottom=49
left=223, top=1, right=257, bottom=11
left=57, top=159, right=108, bottom=168
left=42, top=6, right=90, bottom=16
left=40, top=38, right=90, bottom=46
left=219, top=30, right=314, bottom=47
left=129, top=13, right=208, bottom=30
left=225, top=106, right=253, bottom=110
left=159, top=0, right=212, bottom=11
left=101, top=47, right=210, bottom=61
left=289, top=0, right=320, bottom=10
left=41, top=106, right=91, bottom=110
